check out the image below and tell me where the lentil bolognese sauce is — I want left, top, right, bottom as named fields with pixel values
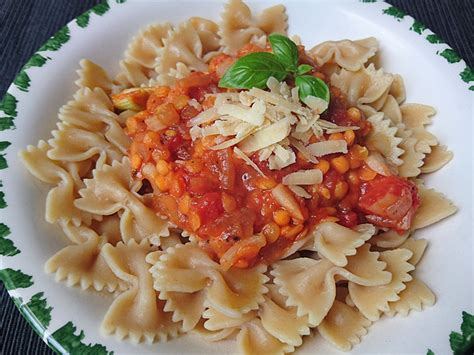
left=118, top=41, right=420, bottom=270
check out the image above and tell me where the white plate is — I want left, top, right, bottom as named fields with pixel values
left=0, top=0, right=472, bottom=354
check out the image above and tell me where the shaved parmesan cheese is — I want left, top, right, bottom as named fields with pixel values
left=307, top=140, right=348, bottom=156
left=295, top=114, right=319, bottom=133
left=233, top=147, right=266, bottom=177
left=268, top=144, right=296, bottom=170
left=303, top=95, right=329, bottom=114
left=258, top=146, right=275, bottom=161
left=201, top=125, right=220, bottom=137
left=239, top=118, right=291, bottom=153
left=365, top=152, right=391, bottom=176
left=249, top=87, right=304, bottom=114
left=266, top=77, right=280, bottom=92
left=214, top=93, right=240, bottom=106
left=188, top=98, right=201, bottom=110
left=239, top=91, right=255, bottom=106
left=188, top=108, right=218, bottom=126
left=217, top=100, right=266, bottom=126
left=288, top=185, right=312, bottom=199
left=282, top=169, right=323, bottom=185
left=271, top=184, right=304, bottom=220
left=210, top=125, right=255, bottom=150
left=290, top=138, right=318, bottom=163
left=291, top=130, right=313, bottom=144
left=318, top=119, right=359, bottom=134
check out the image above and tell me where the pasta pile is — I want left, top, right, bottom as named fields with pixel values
left=20, top=0, right=457, bottom=353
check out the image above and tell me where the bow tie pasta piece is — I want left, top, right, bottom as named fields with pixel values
left=202, top=307, right=257, bottom=332
left=271, top=258, right=337, bottom=327
left=219, top=0, right=287, bottom=55
left=48, top=122, right=123, bottom=167
left=420, top=144, right=453, bottom=174
left=101, top=240, right=180, bottom=343
left=75, top=59, right=114, bottom=93
left=207, top=265, right=269, bottom=318
left=155, top=18, right=221, bottom=82
left=348, top=248, right=414, bottom=321
left=400, top=104, right=444, bottom=166
left=19, top=140, right=92, bottom=226
left=365, top=113, right=404, bottom=167
left=45, top=233, right=127, bottom=292
left=395, top=123, right=426, bottom=177
left=371, top=229, right=411, bottom=249
left=311, top=222, right=376, bottom=267
left=331, top=64, right=394, bottom=117
left=380, top=95, right=402, bottom=124
left=75, top=157, right=170, bottom=244
left=238, top=319, right=294, bottom=355
left=398, top=238, right=428, bottom=266
left=192, top=318, right=237, bottom=342
left=58, top=87, right=130, bottom=154
left=259, top=284, right=310, bottom=348
left=411, top=184, right=457, bottom=230
left=148, top=243, right=268, bottom=332
left=309, top=37, right=378, bottom=72
left=115, top=23, right=171, bottom=88
left=58, top=214, right=123, bottom=245
left=339, top=243, right=392, bottom=286
left=318, top=300, right=372, bottom=351
left=385, top=277, right=435, bottom=317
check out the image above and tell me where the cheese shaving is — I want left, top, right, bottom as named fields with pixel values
left=288, top=185, right=312, bottom=199
left=239, top=118, right=291, bottom=153
left=290, top=138, right=318, bottom=163
left=233, top=147, right=266, bottom=177
left=268, top=144, right=296, bottom=170
left=188, top=108, right=219, bottom=126
left=217, top=99, right=266, bottom=126
left=307, top=139, right=348, bottom=156
left=282, top=169, right=323, bottom=185
left=249, top=87, right=305, bottom=114
left=303, top=95, right=329, bottom=114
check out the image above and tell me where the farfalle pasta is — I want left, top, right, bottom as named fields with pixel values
left=20, top=0, right=456, bottom=353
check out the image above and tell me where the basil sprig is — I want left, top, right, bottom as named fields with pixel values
left=219, top=52, right=287, bottom=89
left=295, top=75, right=330, bottom=103
left=218, top=34, right=330, bottom=108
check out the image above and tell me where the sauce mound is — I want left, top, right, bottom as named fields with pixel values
left=122, top=47, right=419, bottom=270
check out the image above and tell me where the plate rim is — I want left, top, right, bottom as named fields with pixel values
left=0, top=0, right=472, bottom=353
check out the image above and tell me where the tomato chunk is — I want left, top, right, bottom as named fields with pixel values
left=358, top=176, right=420, bottom=231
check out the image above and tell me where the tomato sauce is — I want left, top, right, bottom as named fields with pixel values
left=123, top=47, right=420, bottom=269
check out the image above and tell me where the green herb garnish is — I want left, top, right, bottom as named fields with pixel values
left=450, top=311, right=474, bottom=355
left=218, top=34, right=330, bottom=109
left=219, top=52, right=287, bottom=89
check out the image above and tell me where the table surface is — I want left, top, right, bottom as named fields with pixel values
left=1, top=0, right=473, bottom=354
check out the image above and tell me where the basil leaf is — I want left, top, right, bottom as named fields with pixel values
left=268, top=33, right=299, bottom=72
left=296, top=64, right=313, bottom=76
left=219, top=52, right=288, bottom=89
left=295, top=75, right=330, bottom=103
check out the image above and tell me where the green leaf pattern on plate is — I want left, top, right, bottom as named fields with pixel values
left=0, top=268, right=33, bottom=289
left=13, top=292, right=53, bottom=329
left=14, top=71, right=31, bottom=92
left=439, top=48, right=462, bottom=64
left=426, top=34, right=444, bottom=44
left=76, top=2, right=111, bottom=28
left=38, top=26, right=71, bottom=52
left=382, top=6, right=406, bottom=21
left=0, top=223, right=20, bottom=256
left=410, top=20, right=427, bottom=34
left=0, top=117, right=14, bottom=131
left=48, top=322, right=113, bottom=355
left=0, top=93, right=18, bottom=117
